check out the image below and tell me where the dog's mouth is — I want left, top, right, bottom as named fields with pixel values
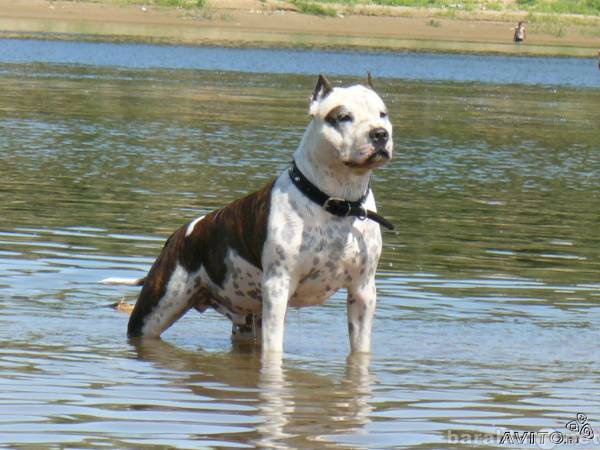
left=345, top=148, right=391, bottom=170
left=367, top=148, right=391, bottom=163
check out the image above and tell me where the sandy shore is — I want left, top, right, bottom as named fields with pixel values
left=1, top=0, right=599, bottom=56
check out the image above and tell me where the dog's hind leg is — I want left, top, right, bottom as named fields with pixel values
left=127, top=227, right=199, bottom=338
left=128, top=265, right=199, bottom=338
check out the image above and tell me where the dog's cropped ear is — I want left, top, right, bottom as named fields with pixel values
left=366, top=71, right=374, bottom=90
left=311, top=74, right=333, bottom=103
left=309, top=74, right=333, bottom=115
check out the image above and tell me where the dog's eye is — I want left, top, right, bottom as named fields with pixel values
left=325, top=107, right=353, bottom=127
left=380, top=111, right=388, bottom=119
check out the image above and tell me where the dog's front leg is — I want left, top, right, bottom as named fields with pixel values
left=347, top=280, right=377, bottom=353
left=261, top=275, right=292, bottom=354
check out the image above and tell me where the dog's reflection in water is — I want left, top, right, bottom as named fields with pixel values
left=131, top=340, right=373, bottom=448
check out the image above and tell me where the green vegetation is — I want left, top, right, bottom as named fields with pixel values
left=62, top=0, right=600, bottom=18
left=70, top=0, right=600, bottom=17
left=527, top=12, right=567, bottom=36
left=371, top=0, right=477, bottom=8
left=522, top=0, right=600, bottom=15
left=485, top=1, right=503, bottom=11
left=116, top=0, right=206, bottom=8
left=294, top=0, right=600, bottom=16
left=525, top=7, right=600, bottom=35
left=290, top=0, right=338, bottom=16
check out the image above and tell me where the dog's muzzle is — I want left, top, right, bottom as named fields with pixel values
left=369, top=127, right=389, bottom=149
left=368, top=127, right=391, bottom=162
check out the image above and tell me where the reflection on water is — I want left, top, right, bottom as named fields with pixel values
left=129, top=341, right=373, bottom=449
left=0, top=51, right=600, bottom=448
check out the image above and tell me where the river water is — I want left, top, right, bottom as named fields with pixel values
left=0, top=39, right=599, bottom=449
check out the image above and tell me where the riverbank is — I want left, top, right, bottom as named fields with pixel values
left=1, top=0, right=599, bottom=56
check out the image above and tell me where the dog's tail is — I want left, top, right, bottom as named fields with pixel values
left=99, top=277, right=146, bottom=287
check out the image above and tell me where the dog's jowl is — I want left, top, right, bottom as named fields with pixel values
left=106, top=74, right=394, bottom=354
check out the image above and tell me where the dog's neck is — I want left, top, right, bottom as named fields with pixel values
left=293, top=123, right=371, bottom=202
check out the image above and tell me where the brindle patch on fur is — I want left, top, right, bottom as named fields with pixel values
left=127, top=180, right=275, bottom=337
left=183, top=180, right=275, bottom=284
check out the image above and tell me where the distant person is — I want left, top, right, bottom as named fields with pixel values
left=598, top=50, right=600, bottom=71
left=514, top=21, right=526, bottom=43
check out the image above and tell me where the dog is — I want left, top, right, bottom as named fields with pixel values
left=102, top=74, right=393, bottom=354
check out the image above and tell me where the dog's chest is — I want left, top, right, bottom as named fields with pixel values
left=289, top=222, right=373, bottom=307
left=196, top=174, right=381, bottom=320
left=265, top=175, right=382, bottom=307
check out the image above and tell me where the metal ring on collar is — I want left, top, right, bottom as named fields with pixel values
left=357, top=206, right=368, bottom=220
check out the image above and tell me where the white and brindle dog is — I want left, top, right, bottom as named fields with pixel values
left=103, top=74, right=393, bottom=354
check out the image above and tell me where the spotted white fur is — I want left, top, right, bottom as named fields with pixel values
left=260, top=175, right=382, bottom=352
left=257, top=81, right=391, bottom=353
left=116, top=76, right=392, bottom=355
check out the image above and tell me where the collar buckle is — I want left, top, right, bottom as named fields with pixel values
left=323, top=197, right=351, bottom=217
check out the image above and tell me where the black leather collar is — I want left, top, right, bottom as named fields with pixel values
left=288, top=161, right=394, bottom=231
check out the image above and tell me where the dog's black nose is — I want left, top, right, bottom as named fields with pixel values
left=369, top=127, right=389, bottom=147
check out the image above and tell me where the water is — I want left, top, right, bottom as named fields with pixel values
left=1, top=39, right=600, bottom=449
left=1, top=38, right=600, bottom=87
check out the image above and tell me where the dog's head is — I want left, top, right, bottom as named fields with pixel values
left=307, top=74, right=393, bottom=173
